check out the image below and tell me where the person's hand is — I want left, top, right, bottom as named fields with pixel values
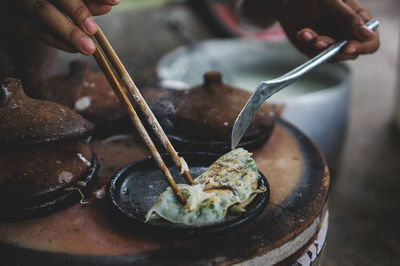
left=242, top=0, right=380, bottom=61
left=0, top=0, right=119, bottom=55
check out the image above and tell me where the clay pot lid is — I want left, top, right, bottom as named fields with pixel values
left=34, top=60, right=125, bottom=124
left=0, top=78, right=94, bottom=147
left=0, top=139, right=94, bottom=203
left=159, top=71, right=278, bottom=141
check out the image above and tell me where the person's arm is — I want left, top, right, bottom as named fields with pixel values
left=241, top=0, right=380, bottom=61
left=0, top=0, right=119, bottom=55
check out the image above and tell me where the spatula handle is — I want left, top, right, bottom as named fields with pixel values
left=278, top=19, right=379, bottom=83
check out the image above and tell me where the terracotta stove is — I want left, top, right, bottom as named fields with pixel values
left=0, top=111, right=329, bottom=265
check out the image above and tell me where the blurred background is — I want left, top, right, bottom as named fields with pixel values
left=38, top=0, right=400, bottom=264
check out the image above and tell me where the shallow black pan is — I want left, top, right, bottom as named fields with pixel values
left=0, top=155, right=99, bottom=221
left=166, top=126, right=274, bottom=154
left=108, top=152, right=270, bottom=238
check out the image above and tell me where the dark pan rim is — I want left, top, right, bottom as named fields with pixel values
left=166, top=125, right=274, bottom=153
left=107, top=152, right=270, bottom=238
left=167, top=118, right=275, bottom=144
left=167, top=128, right=270, bottom=146
left=0, top=154, right=99, bottom=221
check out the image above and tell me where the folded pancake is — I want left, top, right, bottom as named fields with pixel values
left=146, top=148, right=266, bottom=226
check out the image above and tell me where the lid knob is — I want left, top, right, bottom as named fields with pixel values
left=204, top=71, right=223, bottom=89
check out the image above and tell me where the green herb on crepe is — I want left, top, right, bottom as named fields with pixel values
left=145, top=148, right=266, bottom=226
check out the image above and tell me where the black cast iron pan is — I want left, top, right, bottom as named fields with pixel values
left=108, top=152, right=269, bottom=238
left=167, top=126, right=274, bottom=154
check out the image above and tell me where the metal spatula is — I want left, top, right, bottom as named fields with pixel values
left=231, top=19, right=379, bottom=149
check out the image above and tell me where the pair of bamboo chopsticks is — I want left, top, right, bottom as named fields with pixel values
left=91, top=28, right=193, bottom=205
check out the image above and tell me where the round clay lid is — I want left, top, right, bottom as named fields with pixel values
left=0, top=78, right=94, bottom=146
left=33, top=60, right=125, bottom=124
left=144, top=71, right=279, bottom=141
left=0, top=139, right=93, bottom=202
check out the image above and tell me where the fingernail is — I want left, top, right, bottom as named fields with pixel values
left=84, top=17, right=98, bottom=34
left=80, top=36, right=96, bottom=54
left=358, top=25, right=374, bottom=39
left=346, top=46, right=357, bottom=54
left=315, top=41, right=329, bottom=49
left=303, top=31, right=314, bottom=42
left=112, top=0, right=120, bottom=3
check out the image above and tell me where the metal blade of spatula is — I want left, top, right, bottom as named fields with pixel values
left=231, top=19, right=379, bottom=149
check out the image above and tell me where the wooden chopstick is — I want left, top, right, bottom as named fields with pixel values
left=94, top=28, right=194, bottom=185
left=91, top=37, right=186, bottom=205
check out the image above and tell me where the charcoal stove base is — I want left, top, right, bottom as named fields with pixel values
left=0, top=119, right=330, bottom=265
